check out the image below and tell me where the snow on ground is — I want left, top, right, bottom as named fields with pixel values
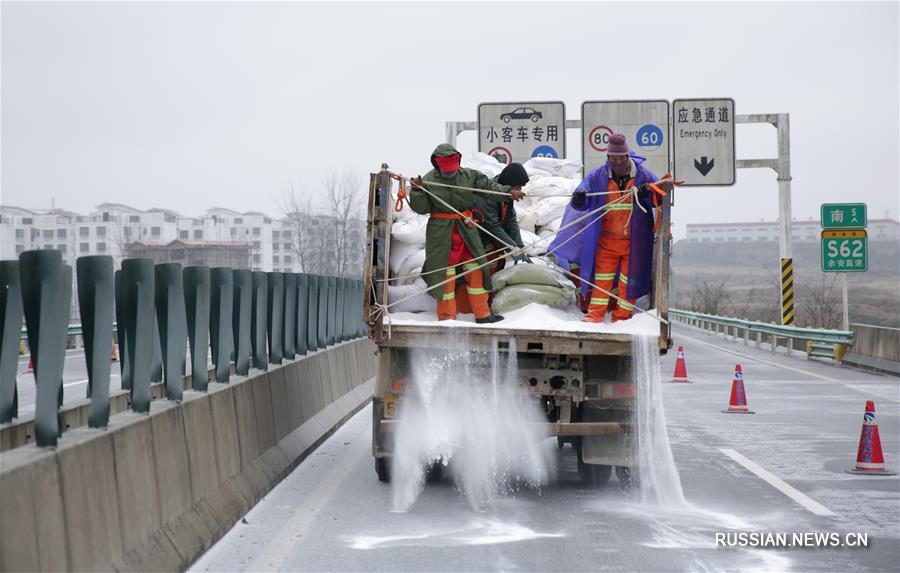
left=385, top=303, right=662, bottom=336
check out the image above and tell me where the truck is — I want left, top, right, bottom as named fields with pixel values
left=363, top=165, right=673, bottom=486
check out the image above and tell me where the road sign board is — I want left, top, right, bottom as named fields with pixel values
left=821, top=229, right=868, bottom=272
left=478, top=101, right=566, bottom=165
left=821, top=203, right=867, bottom=229
left=581, top=100, right=670, bottom=176
left=672, top=98, right=735, bottom=186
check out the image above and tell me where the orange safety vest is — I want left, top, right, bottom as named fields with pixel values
left=601, top=177, right=634, bottom=240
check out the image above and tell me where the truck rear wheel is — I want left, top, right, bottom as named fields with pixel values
left=616, top=465, right=638, bottom=490
left=576, top=440, right=612, bottom=487
left=375, top=457, right=391, bottom=483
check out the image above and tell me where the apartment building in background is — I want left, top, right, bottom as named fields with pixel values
left=685, top=218, right=899, bottom=243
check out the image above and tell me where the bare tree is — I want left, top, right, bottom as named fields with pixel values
left=689, top=281, right=730, bottom=315
left=323, top=170, right=365, bottom=277
left=276, top=182, right=313, bottom=273
left=798, top=273, right=841, bottom=329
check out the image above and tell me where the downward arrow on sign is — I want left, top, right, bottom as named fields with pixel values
left=694, top=156, right=715, bottom=176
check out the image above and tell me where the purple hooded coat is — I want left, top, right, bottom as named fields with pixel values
left=549, top=153, right=658, bottom=301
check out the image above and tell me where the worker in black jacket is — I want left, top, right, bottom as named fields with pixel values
left=473, top=162, right=530, bottom=273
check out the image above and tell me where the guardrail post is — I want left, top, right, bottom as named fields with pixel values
left=77, top=256, right=114, bottom=427
left=283, top=273, right=297, bottom=359
left=267, top=272, right=284, bottom=365
left=19, top=251, right=70, bottom=445
left=770, top=334, right=777, bottom=353
left=316, top=275, right=328, bottom=349
left=336, top=277, right=346, bottom=342
left=307, top=274, right=319, bottom=352
left=743, top=327, right=750, bottom=345
left=155, top=263, right=188, bottom=401
left=296, top=273, right=309, bottom=355
left=184, top=266, right=212, bottom=390
left=232, top=269, right=252, bottom=376
left=210, top=268, right=234, bottom=383
left=251, top=271, right=268, bottom=370
left=0, top=261, right=23, bottom=423
left=120, top=258, right=155, bottom=413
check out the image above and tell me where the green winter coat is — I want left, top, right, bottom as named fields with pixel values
left=409, top=144, right=513, bottom=300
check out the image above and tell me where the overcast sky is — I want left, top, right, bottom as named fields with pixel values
left=2, top=1, right=898, bottom=239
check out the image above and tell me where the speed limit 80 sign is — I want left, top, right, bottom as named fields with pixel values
left=582, top=100, right=670, bottom=175
left=821, top=230, right=868, bottom=272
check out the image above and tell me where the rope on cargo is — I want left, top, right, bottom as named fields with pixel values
left=379, top=173, right=666, bottom=324
left=371, top=174, right=668, bottom=326
left=380, top=192, right=628, bottom=283
left=384, top=170, right=631, bottom=281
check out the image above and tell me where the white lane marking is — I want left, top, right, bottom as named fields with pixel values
left=844, top=384, right=900, bottom=403
left=245, top=431, right=369, bottom=572
left=676, top=331, right=837, bottom=382
left=63, top=379, right=89, bottom=388
left=720, top=448, right=835, bottom=517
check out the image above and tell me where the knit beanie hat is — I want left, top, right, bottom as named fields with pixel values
left=497, top=162, right=529, bottom=187
left=607, top=133, right=629, bottom=156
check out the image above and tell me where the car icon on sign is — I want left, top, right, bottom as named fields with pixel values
left=501, top=107, right=543, bottom=123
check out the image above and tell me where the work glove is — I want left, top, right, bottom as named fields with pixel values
left=636, top=184, right=651, bottom=198
left=571, top=188, right=586, bottom=209
left=410, top=176, right=423, bottom=188
left=512, top=253, right=531, bottom=265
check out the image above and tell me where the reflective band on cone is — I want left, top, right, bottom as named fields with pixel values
left=847, top=401, right=896, bottom=475
left=670, top=345, right=691, bottom=383
left=722, top=364, right=755, bottom=414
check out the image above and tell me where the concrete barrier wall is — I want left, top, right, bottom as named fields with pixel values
left=0, top=338, right=375, bottom=572
left=850, top=323, right=900, bottom=362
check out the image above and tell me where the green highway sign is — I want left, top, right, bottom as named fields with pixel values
left=821, top=203, right=867, bottom=229
left=821, top=230, right=868, bottom=272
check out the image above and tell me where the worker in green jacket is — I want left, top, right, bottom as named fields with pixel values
left=409, top=143, right=525, bottom=323
left=473, top=162, right=530, bottom=273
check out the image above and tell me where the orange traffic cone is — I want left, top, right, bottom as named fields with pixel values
left=670, top=346, right=690, bottom=383
left=722, top=364, right=754, bottom=414
left=847, top=401, right=896, bottom=475
left=25, top=354, right=34, bottom=374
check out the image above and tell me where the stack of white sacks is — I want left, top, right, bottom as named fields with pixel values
left=386, top=153, right=583, bottom=314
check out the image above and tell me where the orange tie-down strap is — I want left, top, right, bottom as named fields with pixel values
left=392, top=175, right=409, bottom=212
left=430, top=210, right=478, bottom=228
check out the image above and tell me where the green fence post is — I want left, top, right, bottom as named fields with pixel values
left=184, top=266, right=211, bottom=391
left=326, top=276, right=336, bottom=346
left=232, top=269, right=252, bottom=376
left=266, top=272, right=284, bottom=365
left=295, top=273, right=309, bottom=355
left=154, top=263, right=187, bottom=401
left=76, top=255, right=114, bottom=427
left=358, top=278, right=367, bottom=338
left=150, top=314, right=163, bottom=384
left=211, top=267, right=234, bottom=383
left=19, top=251, right=69, bottom=445
left=114, top=269, right=129, bottom=389
left=317, top=275, right=328, bottom=349
left=251, top=271, right=268, bottom=370
left=336, top=277, right=346, bottom=343
left=0, top=261, right=23, bottom=423
left=307, top=274, right=319, bottom=352
left=120, top=258, right=155, bottom=413
left=283, top=273, right=297, bottom=360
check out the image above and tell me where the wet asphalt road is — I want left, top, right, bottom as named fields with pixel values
left=192, top=324, right=900, bottom=572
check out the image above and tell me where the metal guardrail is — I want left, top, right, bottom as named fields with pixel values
left=0, top=252, right=367, bottom=446
left=669, top=308, right=855, bottom=363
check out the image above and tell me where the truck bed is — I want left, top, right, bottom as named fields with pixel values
left=374, top=305, right=666, bottom=355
